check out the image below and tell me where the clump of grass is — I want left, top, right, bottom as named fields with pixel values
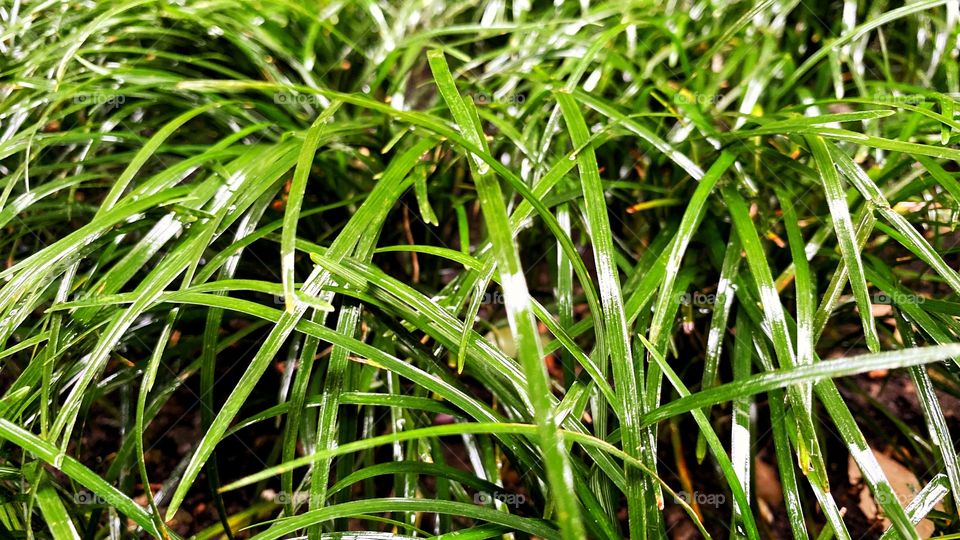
left=2, top=0, right=960, bottom=538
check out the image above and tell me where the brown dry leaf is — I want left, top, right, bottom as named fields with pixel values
left=848, top=448, right=938, bottom=538
left=755, top=457, right=783, bottom=507
left=755, top=457, right=783, bottom=524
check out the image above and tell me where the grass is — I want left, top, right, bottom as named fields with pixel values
left=1, top=0, right=960, bottom=538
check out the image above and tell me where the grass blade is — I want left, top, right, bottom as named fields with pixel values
left=429, top=51, right=584, bottom=538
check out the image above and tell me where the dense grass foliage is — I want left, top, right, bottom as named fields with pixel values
left=3, top=0, right=960, bottom=538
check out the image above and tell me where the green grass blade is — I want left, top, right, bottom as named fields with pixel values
left=805, top=135, right=880, bottom=352
left=35, top=484, right=80, bottom=540
left=429, top=51, right=584, bottom=538
left=0, top=419, right=163, bottom=537
left=554, top=89, right=645, bottom=536
left=282, top=100, right=342, bottom=312
left=642, top=344, right=960, bottom=425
